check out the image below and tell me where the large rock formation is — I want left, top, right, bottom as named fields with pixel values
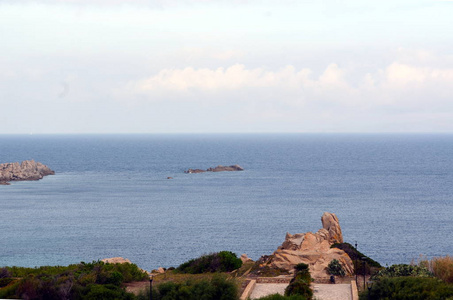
left=185, top=164, right=244, bottom=173
left=101, top=257, right=132, bottom=264
left=0, top=160, right=55, bottom=185
left=263, top=212, right=353, bottom=280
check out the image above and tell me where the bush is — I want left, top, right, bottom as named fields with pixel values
left=0, top=277, right=15, bottom=288
left=327, top=259, right=345, bottom=277
left=432, top=256, right=453, bottom=284
left=0, top=261, right=147, bottom=300
left=139, top=274, right=238, bottom=300
left=0, top=279, right=20, bottom=299
left=82, top=284, right=134, bottom=300
left=331, top=243, right=381, bottom=276
left=176, top=251, right=242, bottom=274
left=417, top=255, right=453, bottom=284
left=0, top=267, right=11, bottom=278
left=373, top=264, right=432, bottom=279
left=285, top=263, right=313, bottom=300
left=360, top=276, right=453, bottom=300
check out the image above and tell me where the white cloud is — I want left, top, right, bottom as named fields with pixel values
left=126, top=63, right=356, bottom=94
left=119, top=59, right=453, bottom=116
left=385, top=63, right=427, bottom=85
left=384, top=62, right=453, bottom=87
left=127, top=64, right=308, bottom=92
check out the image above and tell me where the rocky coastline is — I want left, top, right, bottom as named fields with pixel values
left=0, top=160, right=55, bottom=185
left=185, top=164, right=244, bottom=174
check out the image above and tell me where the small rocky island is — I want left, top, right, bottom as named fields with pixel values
left=0, top=160, right=55, bottom=185
left=184, top=164, right=244, bottom=174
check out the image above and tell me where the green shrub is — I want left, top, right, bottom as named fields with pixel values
left=285, top=281, right=312, bottom=299
left=0, top=279, right=20, bottom=299
left=82, top=284, right=134, bottom=300
left=373, top=264, right=432, bottom=279
left=0, top=267, right=11, bottom=278
left=331, top=243, right=381, bottom=275
left=145, top=274, right=238, bottom=300
left=0, top=261, right=147, bottom=299
left=327, top=259, right=345, bottom=277
left=416, top=255, right=453, bottom=284
left=285, top=263, right=313, bottom=300
left=294, top=263, right=309, bottom=273
left=218, top=251, right=243, bottom=272
left=176, top=251, right=242, bottom=274
left=360, top=276, right=453, bottom=300
left=0, top=277, right=15, bottom=288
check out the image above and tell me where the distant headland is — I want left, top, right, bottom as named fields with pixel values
left=0, top=160, right=55, bottom=185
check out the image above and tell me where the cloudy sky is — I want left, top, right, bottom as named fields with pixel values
left=1, top=0, right=452, bottom=134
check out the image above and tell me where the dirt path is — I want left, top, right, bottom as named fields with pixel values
left=313, top=283, right=352, bottom=300
left=249, top=283, right=352, bottom=300
left=249, top=283, right=288, bottom=299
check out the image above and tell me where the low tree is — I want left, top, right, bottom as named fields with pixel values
left=176, top=251, right=242, bottom=274
left=327, top=259, right=345, bottom=277
left=285, top=263, right=313, bottom=300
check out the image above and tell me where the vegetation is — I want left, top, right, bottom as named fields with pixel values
left=331, top=242, right=381, bottom=275
left=284, top=263, right=313, bottom=300
left=359, top=277, right=453, bottom=300
left=372, top=264, right=432, bottom=279
left=327, top=259, right=345, bottom=277
left=1, top=252, right=451, bottom=300
left=0, top=261, right=148, bottom=300
left=416, top=255, right=453, bottom=284
left=360, top=257, right=453, bottom=300
left=247, top=264, right=289, bottom=277
left=136, top=274, right=238, bottom=300
left=176, top=251, right=242, bottom=274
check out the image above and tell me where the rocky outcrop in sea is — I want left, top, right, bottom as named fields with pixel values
left=0, top=160, right=55, bottom=185
left=185, top=164, right=244, bottom=174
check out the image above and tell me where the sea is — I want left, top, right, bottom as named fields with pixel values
left=0, top=134, right=452, bottom=271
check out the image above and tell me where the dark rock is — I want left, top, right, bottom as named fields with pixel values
left=0, top=160, right=55, bottom=184
left=184, top=169, right=206, bottom=174
left=185, top=165, right=244, bottom=173
left=208, top=165, right=244, bottom=172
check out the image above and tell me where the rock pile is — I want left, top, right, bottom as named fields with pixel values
left=262, top=212, right=353, bottom=280
left=101, top=257, right=132, bottom=264
left=0, top=160, right=55, bottom=185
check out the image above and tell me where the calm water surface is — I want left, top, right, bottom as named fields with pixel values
left=0, top=134, right=452, bottom=270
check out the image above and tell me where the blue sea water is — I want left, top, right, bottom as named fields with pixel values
left=0, top=134, right=452, bottom=271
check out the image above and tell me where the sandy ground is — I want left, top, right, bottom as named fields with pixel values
left=249, top=283, right=288, bottom=299
left=249, top=283, right=352, bottom=300
left=313, top=283, right=352, bottom=300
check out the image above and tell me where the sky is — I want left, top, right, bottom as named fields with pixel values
left=1, top=0, right=452, bottom=134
